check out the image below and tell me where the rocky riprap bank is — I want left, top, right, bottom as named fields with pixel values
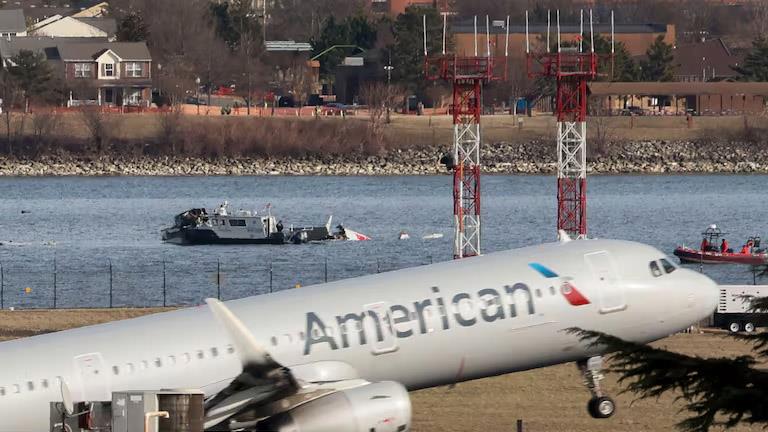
left=1, top=140, right=766, bottom=176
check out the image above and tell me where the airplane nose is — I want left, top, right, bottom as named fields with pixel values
left=690, top=270, right=719, bottom=319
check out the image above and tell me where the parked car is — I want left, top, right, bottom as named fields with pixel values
left=620, top=106, right=644, bottom=116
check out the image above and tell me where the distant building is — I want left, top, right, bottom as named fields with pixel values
left=0, top=38, right=152, bottom=107
left=674, top=38, right=743, bottom=82
left=589, top=82, right=768, bottom=115
left=30, top=15, right=117, bottom=39
left=453, top=19, right=675, bottom=58
left=0, top=9, right=27, bottom=37
left=371, top=0, right=451, bottom=16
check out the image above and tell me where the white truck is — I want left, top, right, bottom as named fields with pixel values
left=714, top=285, right=768, bottom=333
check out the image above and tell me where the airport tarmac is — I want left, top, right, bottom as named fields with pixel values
left=0, top=309, right=761, bottom=431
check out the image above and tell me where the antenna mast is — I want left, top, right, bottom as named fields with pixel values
left=425, top=15, right=508, bottom=259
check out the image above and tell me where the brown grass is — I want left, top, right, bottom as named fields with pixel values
left=0, top=112, right=765, bottom=158
left=0, top=308, right=761, bottom=431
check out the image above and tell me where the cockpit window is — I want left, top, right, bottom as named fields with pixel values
left=660, top=258, right=676, bottom=274
left=649, top=261, right=662, bottom=277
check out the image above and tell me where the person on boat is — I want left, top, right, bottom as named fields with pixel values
left=219, top=201, right=228, bottom=216
left=276, top=220, right=284, bottom=232
left=700, top=237, right=709, bottom=252
left=721, top=238, right=729, bottom=253
left=740, top=244, right=750, bottom=254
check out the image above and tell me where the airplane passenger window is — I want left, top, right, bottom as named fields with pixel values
left=660, top=258, right=676, bottom=274
left=197, top=350, right=205, bottom=360
left=126, top=363, right=135, bottom=373
left=41, top=379, right=48, bottom=388
left=226, top=345, right=235, bottom=354
left=649, top=261, right=662, bottom=277
left=26, top=382, right=33, bottom=391
left=211, top=347, right=219, bottom=357
left=0, top=387, right=4, bottom=396
left=112, top=366, right=119, bottom=375
left=168, top=355, right=176, bottom=365
left=535, top=288, right=542, bottom=298
left=12, top=384, right=19, bottom=394
left=154, top=358, right=162, bottom=368
left=549, top=286, right=556, bottom=295
left=299, top=332, right=306, bottom=341
left=141, top=360, right=149, bottom=370
left=271, top=336, right=278, bottom=346
left=183, top=354, right=191, bottom=364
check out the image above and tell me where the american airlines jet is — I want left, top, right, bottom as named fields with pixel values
left=0, top=237, right=717, bottom=431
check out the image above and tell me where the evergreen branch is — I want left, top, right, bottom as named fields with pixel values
left=569, top=328, right=768, bottom=431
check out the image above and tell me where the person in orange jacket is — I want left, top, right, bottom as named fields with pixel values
left=701, top=238, right=709, bottom=251
left=721, top=238, right=729, bottom=253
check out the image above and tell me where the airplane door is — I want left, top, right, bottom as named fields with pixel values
left=364, top=302, right=398, bottom=355
left=584, top=251, right=626, bottom=313
left=73, top=353, right=111, bottom=402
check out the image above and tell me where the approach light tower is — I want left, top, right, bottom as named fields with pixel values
left=425, top=15, right=508, bottom=259
left=526, top=10, right=613, bottom=239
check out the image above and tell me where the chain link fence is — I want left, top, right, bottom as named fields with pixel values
left=0, top=253, right=437, bottom=310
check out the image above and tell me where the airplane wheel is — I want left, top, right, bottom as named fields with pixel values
left=728, top=322, right=741, bottom=333
left=744, top=322, right=756, bottom=333
left=588, top=396, right=616, bottom=419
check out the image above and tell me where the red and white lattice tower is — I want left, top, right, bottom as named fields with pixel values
left=426, top=15, right=508, bottom=259
left=526, top=10, right=610, bottom=239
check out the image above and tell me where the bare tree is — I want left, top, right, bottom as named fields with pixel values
left=30, top=110, right=62, bottom=154
left=79, top=108, right=124, bottom=154
left=359, top=82, right=404, bottom=153
left=0, top=71, right=22, bottom=154
left=157, top=105, right=184, bottom=153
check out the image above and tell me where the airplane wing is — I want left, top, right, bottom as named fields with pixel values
left=203, top=299, right=367, bottom=430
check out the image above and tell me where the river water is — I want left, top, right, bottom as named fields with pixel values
left=0, top=175, right=764, bottom=309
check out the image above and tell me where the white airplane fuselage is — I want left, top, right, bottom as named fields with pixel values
left=0, top=239, right=718, bottom=431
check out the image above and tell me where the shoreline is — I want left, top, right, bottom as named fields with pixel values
left=2, top=139, right=767, bottom=176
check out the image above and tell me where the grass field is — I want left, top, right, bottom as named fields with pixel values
left=9, top=111, right=768, bottom=150
left=0, top=308, right=761, bottom=431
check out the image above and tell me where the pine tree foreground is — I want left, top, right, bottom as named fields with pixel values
left=572, top=297, right=768, bottom=431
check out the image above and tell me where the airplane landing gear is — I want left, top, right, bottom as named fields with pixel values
left=578, top=356, right=616, bottom=419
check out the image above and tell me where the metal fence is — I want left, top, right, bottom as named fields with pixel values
left=0, top=254, right=437, bottom=310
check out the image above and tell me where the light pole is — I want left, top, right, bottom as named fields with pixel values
left=195, top=76, right=201, bottom=115
left=384, top=52, right=394, bottom=122
left=157, top=63, right=162, bottom=96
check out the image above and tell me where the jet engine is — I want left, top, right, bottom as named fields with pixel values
left=256, top=381, right=411, bottom=432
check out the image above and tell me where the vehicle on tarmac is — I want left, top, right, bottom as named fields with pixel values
left=714, top=285, right=768, bottom=333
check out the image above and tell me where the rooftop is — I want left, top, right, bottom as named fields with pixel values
left=0, top=9, right=26, bottom=33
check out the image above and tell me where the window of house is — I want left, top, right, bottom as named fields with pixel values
left=126, top=62, right=143, bottom=77
left=74, top=63, right=92, bottom=78
left=103, top=63, right=114, bottom=77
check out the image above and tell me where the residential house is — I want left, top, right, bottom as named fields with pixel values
left=674, top=38, right=744, bottom=82
left=58, top=42, right=152, bottom=106
left=0, top=9, right=27, bottom=37
left=30, top=16, right=117, bottom=39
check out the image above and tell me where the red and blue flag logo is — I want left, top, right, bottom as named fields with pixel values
left=528, top=263, right=591, bottom=306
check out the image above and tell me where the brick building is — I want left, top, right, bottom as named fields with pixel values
left=453, top=19, right=675, bottom=59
